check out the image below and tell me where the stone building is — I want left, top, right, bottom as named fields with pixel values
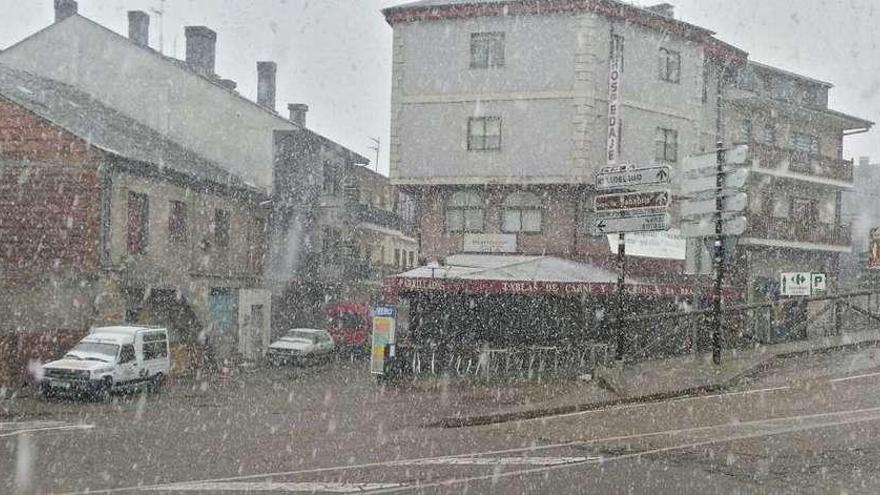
left=0, top=63, right=270, bottom=383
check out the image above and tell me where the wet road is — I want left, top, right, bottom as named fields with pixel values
left=4, top=346, right=880, bottom=494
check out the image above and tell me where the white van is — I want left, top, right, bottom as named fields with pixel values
left=40, top=326, right=170, bottom=398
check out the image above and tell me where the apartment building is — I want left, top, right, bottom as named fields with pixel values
left=722, top=62, right=873, bottom=298
left=384, top=0, right=746, bottom=277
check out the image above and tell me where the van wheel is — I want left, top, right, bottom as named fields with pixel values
left=149, top=373, right=165, bottom=393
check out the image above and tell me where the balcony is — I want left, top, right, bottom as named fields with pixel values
left=746, top=216, right=852, bottom=247
left=352, top=203, right=416, bottom=236
left=749, top=142, right=853, bottom=183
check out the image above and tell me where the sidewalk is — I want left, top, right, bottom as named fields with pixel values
left=433, top=328, right=880, bottom=428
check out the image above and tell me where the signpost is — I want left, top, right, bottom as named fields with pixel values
left=594, top=190, right=670, bottom=213
left=680, top=144, right=750, bottom=365
left=592, top=213, right=671, bottom=235
left=595, top=166, right=671, bottom=190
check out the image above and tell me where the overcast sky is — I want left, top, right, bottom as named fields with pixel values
left=0, top=0, right=877, bottom=173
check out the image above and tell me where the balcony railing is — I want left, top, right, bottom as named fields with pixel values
left=352, top=203, right=416, bottom=236
left=746, top=216, right=852, bottom=247
left=749, top=142, right=854, bottom=183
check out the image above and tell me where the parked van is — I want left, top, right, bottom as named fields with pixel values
left=40, top=326, right=170, bottom=398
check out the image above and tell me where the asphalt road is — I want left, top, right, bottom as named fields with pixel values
left=4, top=347, right=880, bottom=494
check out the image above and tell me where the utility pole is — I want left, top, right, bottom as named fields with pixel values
left=616, top=232, right=627, bottom=360
left=711, top=142, right=725, bottom=365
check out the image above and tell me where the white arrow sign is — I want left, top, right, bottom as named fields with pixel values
left=681, top=145, right=750, bottom=174
left=681, top=192, right=749, bottom=218
left=595, top=165, right=672, bottom=190
left=681, top=216, right=748, bottom=238
left=680, top=168, right=749, bottom=195
left=592, top=213, right=671, bottom=235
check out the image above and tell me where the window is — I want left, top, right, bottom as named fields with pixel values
left=143, top=333, right=168, bottom=360
left=127, top=192, right=149, bottom=255
left=394, top=248, right=400, bottom=268
left=611, top=34, right=624, bottom=72
left=792, top=132, right=819, bottom=154
left=446, top=191, right=485, bottom=233
left=702, top=58, right=710, bottom=102
left=168, top=200, right=187, bottom=244
left=248, top=217, right=266, bottom=273
left=741, top=119, right=753, bottom=143
left=654, top=127, right=679, bottom=163
left=322, top=227, right=341, bottom=262
left=214, top=209, right=230, bottom=248
left=791, top=198, right=818, bottom=224
left=408, top=251, right=415, bottom=268
left=322, top=163, right=340, bottom=195
left=118, top=344, right=136, bottom=364
left=467, top=117, right=502, bottom=151
left=761, top=125, right=777, bottom=145
left=502, top=192, right=543, bottom=233
left=470, top=32, right=504, bottom=69
left=658, top=48, right=681, bottom=83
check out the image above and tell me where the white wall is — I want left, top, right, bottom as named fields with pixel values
left=0, top=16, right=294, bottom=191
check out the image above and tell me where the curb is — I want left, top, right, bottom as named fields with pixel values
left=431, top=338, right=880, bottom=429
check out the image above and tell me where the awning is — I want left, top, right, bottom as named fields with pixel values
left=384, top=255, right=740, bottom=298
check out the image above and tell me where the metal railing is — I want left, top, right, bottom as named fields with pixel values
left=750, top=142, right=854, bottom=182
left=746, top=216, right=852, bottom=246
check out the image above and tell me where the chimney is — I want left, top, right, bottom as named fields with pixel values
left=257, top=61, right=277, bottom=111
left=185, top=26, right=217, bottom=76
left=645, top=3, right=675, bottom=18
left=128, top=11, right=150, bottom=48
left=218, top=79, right=238, bottom=91
left=54, top=0, right=77, bottom=22
left=288, top=104, right=309, bottom=127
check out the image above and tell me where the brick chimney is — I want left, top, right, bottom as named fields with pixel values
left=257, top=62, right=277, bottom=111
left=185, top=26, right=216, bottom=76
left=288, top=104, right=308, bottom=127
left=54, top=0, right=77, bottom=22
left=645, top=3, right=675, bottom=18
left=128, top=11, right=150, bottom=48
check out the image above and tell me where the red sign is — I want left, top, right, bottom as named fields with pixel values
left=383, top=276, right=742, bottom=299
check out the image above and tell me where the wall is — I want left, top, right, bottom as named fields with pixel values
left=0, top=16, right=293, bottom=192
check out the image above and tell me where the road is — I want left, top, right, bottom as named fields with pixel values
left=3, top=346, right=880, bottom=494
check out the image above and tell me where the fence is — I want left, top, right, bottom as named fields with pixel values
left=394, top=343, right=612, bottom=379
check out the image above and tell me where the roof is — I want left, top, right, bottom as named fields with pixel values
left=0, top=63, right=263, bottom=193
left=749, top=61, right=833, bottom=89
left=284, top=328, right=327, bottom=334
left=383, top=0, right=748, bottom=62
left=1, top=14, right=369, bottom=167
left=385, top=254, right=737, bottom=297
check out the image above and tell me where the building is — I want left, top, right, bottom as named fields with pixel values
left=383, top=0, right=745, bottom=278
left=0, top=2, right=403, bottom=333
left=841, top=157, right=880, bottom=288
left=722, top=62, right=873, bottom=299
left=0, top=63, right=270, bottom=384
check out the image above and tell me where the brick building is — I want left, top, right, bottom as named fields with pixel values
left=0, top=63, right=270, bottom=384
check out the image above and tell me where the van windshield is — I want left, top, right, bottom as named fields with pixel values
left=284, top=331, right=319, bottom=343
left=65, top=342, right=119, bottom=362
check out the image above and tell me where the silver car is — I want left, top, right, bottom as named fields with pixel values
left=267, top=328, right=335, bottom=366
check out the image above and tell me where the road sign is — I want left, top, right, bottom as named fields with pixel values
left=594, top=190, right=670, bottom=213
left=595, top=165, right=671, bottom=190
left=680, top=192, right=748, bottom=218
left=681, top=145, right=749, bottom=174
left=681, top=216, right=747, bottom=238
left=680, top=168, right=749, bottom=195
left=591, top=213, right=671, bottom=235
left=811, top=273, right=827, bottom=293
left=780, top=272, right=811, bottom=297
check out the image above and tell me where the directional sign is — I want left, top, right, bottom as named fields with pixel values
left=681, top=145, right=750, bottom=174
left=811, top=273, right=827, bottom=293
left=596, top=165, right=671, bottom=190
left=780, top=272, right=811, bottom=297
left=680, top=216, right=747, bottom=238
left=594, top=190, right=670, bottom=213
left=680, top=168, right=749, bottom=195
left=680, top=192, right=748, bottom=218
left=592, top=213, right=671, bottom=235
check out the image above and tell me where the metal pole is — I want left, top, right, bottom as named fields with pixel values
left=616, top=233, right=627, bottom=360
left=712, top=142, right=725, bottom=365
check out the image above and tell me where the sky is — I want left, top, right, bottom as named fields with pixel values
left=0, top=0, right=877, bottom=174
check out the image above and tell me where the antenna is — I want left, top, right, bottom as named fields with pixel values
left=368, top=137, right=381, bottom=172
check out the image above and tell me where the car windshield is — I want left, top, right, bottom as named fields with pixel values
left=284, top=331, right=318, bottom=343
left=66, top=342, right=118, bottom=361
